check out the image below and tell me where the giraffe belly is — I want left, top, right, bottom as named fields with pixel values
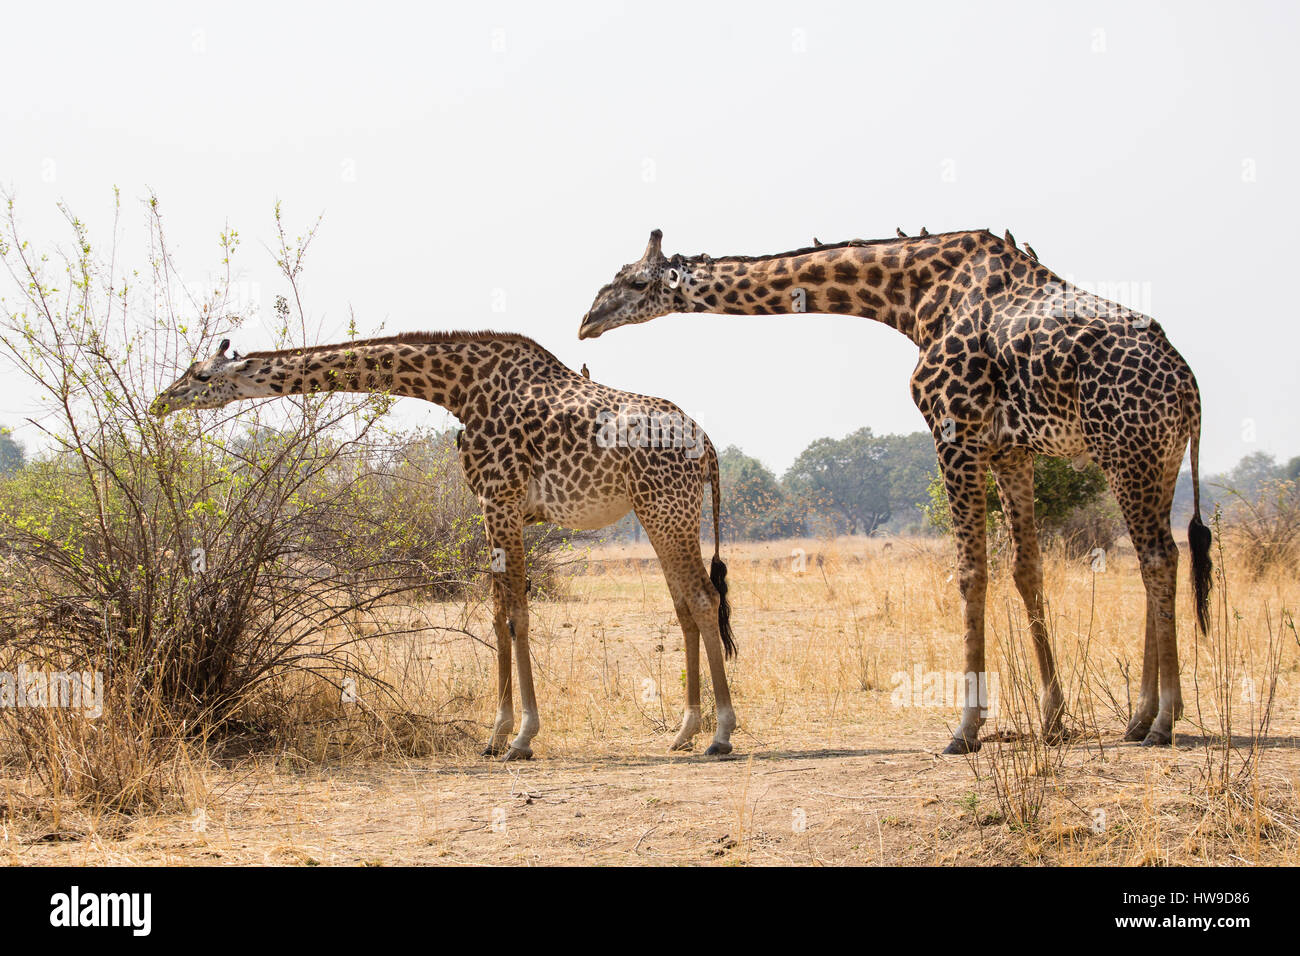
left=991, top=402, right=1090, bottom=460
left=524, top=476, right=632, bottom=530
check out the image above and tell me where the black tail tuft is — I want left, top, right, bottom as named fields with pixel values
left=710, top=555, right=736, bottom=658
left=1189, top=514, right=1213, bottom=633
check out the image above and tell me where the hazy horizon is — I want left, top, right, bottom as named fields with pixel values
left=3, top=0, right=1297, bottom=476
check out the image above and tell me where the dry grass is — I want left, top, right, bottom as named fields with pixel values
left=3, top=534, right=1298, bottom=865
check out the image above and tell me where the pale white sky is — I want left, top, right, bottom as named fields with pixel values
left=2, top=0, right=1297, bottom=475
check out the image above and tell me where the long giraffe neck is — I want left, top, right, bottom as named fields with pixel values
left=236, top=338, right=488, bottom=417
left=677, top=232, right=992, bottom=345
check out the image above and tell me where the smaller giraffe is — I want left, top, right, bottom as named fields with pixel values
left=152, top=332, right=739, bottom=759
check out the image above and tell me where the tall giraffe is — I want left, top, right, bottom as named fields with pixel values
left=579, top=229, right=1212, bottom=752
left=151, top=331, right=739, bottom=759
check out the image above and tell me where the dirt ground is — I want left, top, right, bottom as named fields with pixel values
left=7, top=536, right=1300, bottom=866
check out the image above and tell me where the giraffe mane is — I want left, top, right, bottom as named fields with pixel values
left=696, top=229, right=995, bottom=263
left=242, top=330, right=560, bottom=362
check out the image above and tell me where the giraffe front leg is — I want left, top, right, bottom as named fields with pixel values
left=938, top=443, right=990, bottom=755
left=943, top=559, right=989, bottom=754
left=481, top=504, right=529, bottom=759
left=487, top=507, right=538, bottom=762
left=505, top=595, right=539, bottom=761
left=482, top=576, right=514, bottom=758
left=992, top=448, right=1065, bottom=743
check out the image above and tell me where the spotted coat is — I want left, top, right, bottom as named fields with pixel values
left=582, top=228, right=1213, bottom=751
left=152, top=331, right=739, bottom=758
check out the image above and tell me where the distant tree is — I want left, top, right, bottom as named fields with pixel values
left=878, top=431, right=938, bottom=531
left=0, top=427, right=23, bottom=475
left=711, top=445, right=801, bottom=541
left=1175, top=452, right=1300, bottom=525
left=1222, top=451, right=1281, bottom=498
left=1029, top=457, right=1110, bottom=528
left=921, top=469, right=961, bottom=536
left=784, top=428, right=894, bottom=535
left=923, top=455, right=1109, bottom=536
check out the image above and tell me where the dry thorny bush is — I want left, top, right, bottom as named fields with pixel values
left=1223, top=480, right=1300, bottom=579
left=963, top=523, right=1298, bottom=859
left=0, top=192, right=582, bottom=817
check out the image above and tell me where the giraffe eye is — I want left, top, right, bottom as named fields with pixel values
left=194, top=373, right=210, bottom=382
left=630, top=277, right=650, bottom=291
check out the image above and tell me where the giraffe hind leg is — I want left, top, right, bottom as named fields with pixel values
left=1110, top=455, right=1183, bottom=746
left=641, top=509, right=737, bottom=756
left=1122, top=596, right=1161, bottom=742
left=668, top=593, right=702, bottom=751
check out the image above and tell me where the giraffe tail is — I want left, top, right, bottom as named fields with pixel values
left=706, top=443, right=735, bottom=658
left=1187, top=387, right=1213, bottom=634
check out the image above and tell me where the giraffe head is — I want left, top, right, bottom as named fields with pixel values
left=578, top=229, right=697, bottom=339
left=150, top=339, right=256, bottom=416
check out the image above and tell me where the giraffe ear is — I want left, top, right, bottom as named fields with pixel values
left=225, top=358, right=251, bottom=374
left=642, top=229, right=664, bottom=262
left=663, top=267, right=681, bottom=289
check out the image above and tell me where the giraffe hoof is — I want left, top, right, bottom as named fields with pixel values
left=942, top=737, right=980, bottom=755
left=668, top=740, right=694, bottom=753
left=1123, top=720, right=1153, bottom=742
left=1140, top=729, right=1172, bottom=747
left=481, top=742, right=509, bottom=758
left=704, top=742, right=733, bottom=756
left=501, top=745, right=533, bottom=761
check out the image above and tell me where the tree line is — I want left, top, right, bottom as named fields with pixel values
left=616, top=430, right=1300, bottom=547
left=7, top=417, right=1296, bottom=547
left=697, top=428, right=1121, bottom=546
